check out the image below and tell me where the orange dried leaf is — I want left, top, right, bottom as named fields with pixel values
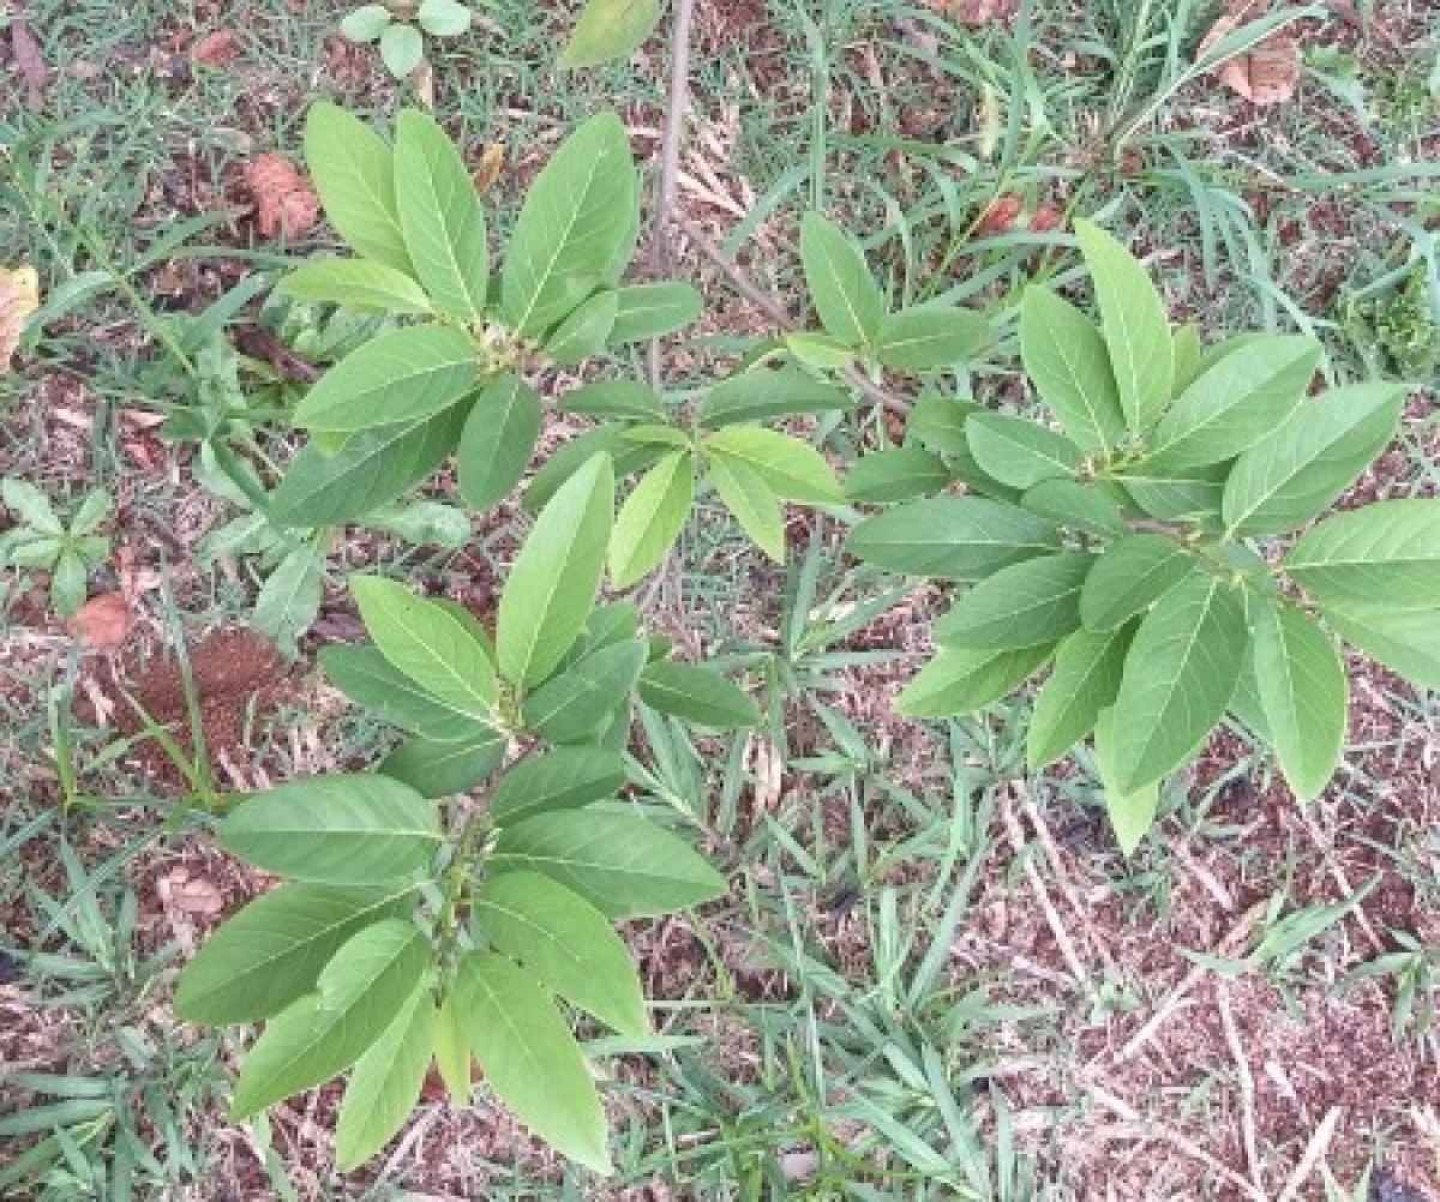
left=1197, top=11, right=1301, bottom=107
left=244, top=153, right=320, bottom=239
left=472, top=142, right=506, bottom=195
left=68, top=592, right=133, bottom=651
left=193, top=29, right=242, bottom=67
left=0, top=266, right=40, bottom=374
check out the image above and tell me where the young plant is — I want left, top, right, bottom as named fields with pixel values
left=0, top=480, right=111, bottom=618
left=560, top=0, right=663, bottom=70
left=341, top=0, right=473, bottom=80
left=176, top=454, right=744, bottom=1172
left=847, top=219, right=1434, bottom=850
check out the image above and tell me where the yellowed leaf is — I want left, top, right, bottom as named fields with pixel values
left=0, top=266, right=40, bottom=374
left=1198, top=9, right=1301, bottom=107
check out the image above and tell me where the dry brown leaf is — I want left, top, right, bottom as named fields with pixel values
left=10, top=17, right=47, bottom=109
left=0, top=266, right=40, bottom=374
left=975, top=194, right=1024, bottom=237
left=68, top=593, right=134, bottom=650
left=1198, top=10, right=1301, bottom=107
left=472, top=142, right=506, bottom=194
left=243, top=154, right=320, bottom=239
left=925, top=0, right=1018, bottom=26
left=192, top=29, right=241, bottom=67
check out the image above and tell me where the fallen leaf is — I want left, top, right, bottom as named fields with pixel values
left=1198, top=6, right=1301, bottom=107
left=925, top=0, right=1018, bottom=25
left=10, top=17, right=47, bottom=109
left=169, top=875, right=225, bottom=916
left=1028, top=203, right=1065, bottom=233
left=0, top=266, right=40, bottom=373
left=69, top=593, right=133, bottom=650
left=471, top=142, right=506, bottom=194
left=192, top=29, right=242, bottom=67
left=243, top=154, right=320, bottom=240
left=975, top=194, right=1024, bottom=236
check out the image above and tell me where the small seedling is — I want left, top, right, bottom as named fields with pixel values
left=0, top=481, right=112, bottom=617
left=341, top=0, right=474, bottom=80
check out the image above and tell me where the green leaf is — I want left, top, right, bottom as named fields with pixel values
left=1074, top=219, right=1173, bottom=433
left=1144, top=336, right=1321, bottom=471
left=432, top=993, right=471, bottom=1104
left=609, top=452, right=694, bottom=587
left=335, top=982, right=435, bottom=1169
left=50, top=551, right=88, bottom=617
left=783, top=332, right=852, bottom=371
left=934, top=552, right=1093, bottom=649
left=1222, top=382, right=1407, bottom=536
left=176, top=884, right=411, bottom=1025
left=1113, top=460, right=1229, bottom=522
left=707, top=452, right=786, bottom=562
left=608, top=282, right=702, bottom=343
left=1079, top=533, right=1197, bottom=631
left=279, top=259, right=433, bottom=314
left=843, top=446, right=949, bottom=504
left=965, top=414, right=1082, bottom=489
left=321, top=645, right=496, bottom=743
left=1020, top=479, right=1127, bottom=537
left=1172, top=323, right=1205, bottom=394
left=1093, top=707, right=1159, bottom=856
left=799, top=213, right=885, bottom=347
left=395, top=110, right=488, bottom=321
left=457, top=373, right=542, bottom=510
left=454, top=953, right=610, bottom=1173
left=873, top=306, right=989, bottom=371
left=637, top=661, right=759, bottom=729
left=562, top=380, right=665, bottom=422
left=477, top=872, right=646, bottom=1037
left=368, top=500, right=470, bottom=548
left=271, top=404, right=467, bottom=529
left=1285, top=500, right=1440, bottom=608
left=341, top=4, right=392, bottom=41
left=294, top=325, right=477, bottom=433
left=497, top=453, right=615, bottom=686
left=490, top=748, right=627, bottom=826
left=896, top=645, right=1053, bottom=719
left=380, top=23, right=424, bottom=77
left=253, top=546, right=323, bottom=659
left=1107, top=574, right=1249, bottom=792
left=230, top=919, right=428, bottom=1119
left=381, top=734, right=506, bottom=799
left=492, top=810, right=726, bottom=918
left=1250, top=599, right=1347, bottom=802
left=502, top=113, right=637, bottom=336
left=698, top=367, right=853, bottom=428
left=522, top=639, right=646, bottom=743
left=703, top=426, right=842, bottom=503
left=351, top=576, right=497, bottom=720
left=1028, top=626, right=1133, bottom=769
left=1319, top=600, right=1440, bottom=691
left=547, top=290, right=620, bottom=366
left=906, top=395, right=979, bottom=456
left=846, top=497, right=1061, bottom=580
left=220, top=775, right=440, bottom=884
left=305, top=103, right=413, bottom=274
left=560, top=0, right=662, bottom=69
left=416, top=0, right=472, bottom=37
left=1019, top=286, right=1126, bottom=454
left=2, top=479, right=61, bottom=534
left=522, top=427, right=645, bottom=511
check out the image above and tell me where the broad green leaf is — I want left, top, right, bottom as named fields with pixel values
left=176, top=884, right=411, bottom=1025
left=1108, top=574, right=1249, bottom=792
left=279, top=259, right=433, bottom=314
left=490, top=748, right=627, bottom=826
left=1251, top=599, right=1346, bottom=802
left=1028, top=626, right=1132, bottom=769
left=846, top=497, right=1061, bottom=580
left=873, top=307, right=989, bottom=371
left=220, top=775, right=440, bottom=884
left=1222, top=382, right=1407, bottom=536
left=560, top=0, right=662, bottom=69
left=906, top=395, right=979, bottom=456
left=608, top=282, right=701, bottom=343
left=335, top=982, right=435, bottom=1169
left=1320, top=600, right=1440, bottom=691
left=492, top=811, right=726, bottom=918
left=897, top=645, right=1053, bottom=719
left=51, top=551, right=88, bottom=617
left=1172, top=323, right=1205, bottom=393
left=562, top=380, right=665, bottom=422
left=321, top=645, right=496, bottom=743
left=1144, top=336, right=1320, bottom=471
left=477, top=872, right=646, bottom=1037
left=800, top=213, right=885, bottom=347
left=497, top=453, right=615, bottom=685
left=502, top=113, right=637, bottom=336
left=522, top=639, right=646, bottom=743
left=578, top=601, right=640, bottom=652
left=523, top=427, right=663, bottom=512
left=294, top=325, right=477, bottom=433
left=1019, top=286, right=1126, bottom=454
left=965, top=414, right=1082, bottom=490
left=341, top=4, right=391, bottom=41
left=231, top=919, right=428, bottom=1119
left=351, top=576, right=497, bottom=720
left=1, top=479, right=61, bottom=534
left=380, top=22, right=424, bottom=77
left=609, top=452, right=694, bottom=587
left=1020, top=479, right=1127, bottom=537
left=272, top=403, right=467, bottom=528
left=1074, top=219, right=1173, bottom=432
left=547, top=290, right=619, bottom=366
left=704, top=426, right=842, bottom=503
left=457, top=373, right=542, bottom=510
left=1113, top=460, right=1229, bottom=522
left=623, top=423, right=691, bottom=449
left=1079, top=533, right=1197, bottom=631
left=395, top=110, right=488, bottom=320
left=454, top=953, right=610, bottom=1173
left=935, top=552, right=1093, bottom=649
left=416, top=0, right=472, bottom=37
left=367, top=500, right=470, bottom=548
left=304, top=103, right=413, bottom=274
left=843, top=446, right=949, bottom=503
left=707, top=452, right=785, bottom=561
left=785, top=331, right=855, bottom=370
left=432, top=993, right=471, bottom=1104
left=254, top=546, right=324, bottom=659
left=637, top=662, right=759, bottom=729
left=698, top=367, right=853, bottom=428
left=381, top=734, right=507, bottom=798
left=1285, top=500, right=1440, bottom=608
left=1093, top=707, right=1159, bottom=856
left=1229, top=656, right=1271, bottom=741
